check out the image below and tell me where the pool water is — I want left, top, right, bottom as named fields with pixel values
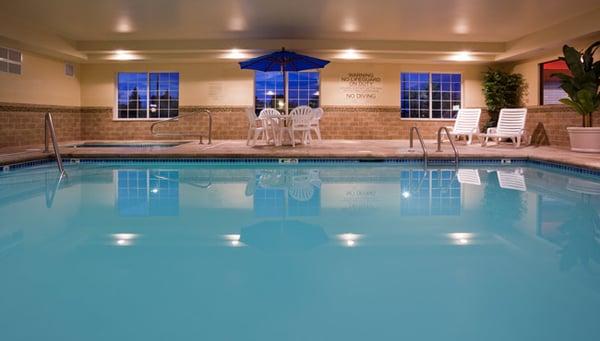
left=1, top=161, right=600, bottom=341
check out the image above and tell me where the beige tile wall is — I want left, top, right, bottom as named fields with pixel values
left=0, top=103, right=81, bottom=148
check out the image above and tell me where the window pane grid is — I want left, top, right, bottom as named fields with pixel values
left=254, top=71, right=320, bottom=115
left=401, top=72, right=461, bottom=119
left=118, top=72, right=179, bottom=119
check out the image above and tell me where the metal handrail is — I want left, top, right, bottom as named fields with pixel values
left=150, top=110, right=212, bottom=144
left=436, top=127, right=459, bottom=164
left=408, top=126, right=428, bottom=165
left=44, top=113, right=67, bottom=178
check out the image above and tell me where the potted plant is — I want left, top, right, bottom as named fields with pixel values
left=482, top=69, right=526, bottom=129
left=553, top=41, right=600, bottom=152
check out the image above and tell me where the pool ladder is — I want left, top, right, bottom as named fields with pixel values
left=409, top=126, right=428, bottom=165
left=44, top=112, right=67, bottom=178
left=409, top=126, right=459, bottom=166
left=436, top=127, right=459, bottom=165
left=150, top=110, right=212, bottom=144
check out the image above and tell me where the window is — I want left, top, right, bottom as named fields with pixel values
left=116, top=170, right=179, bottom=216
left=400, top=170, right=461, bottom=216
left=117, top=72, right=179, bottom=119
left=0, top=46, right=22, bottom=75
left=254, top=71, right=320, bottom=115
left=401, top=72, right=462, bottom=119
left=539, top=59, right=569, bottom=105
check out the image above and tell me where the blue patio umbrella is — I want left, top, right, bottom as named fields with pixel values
left=239, top=48, right=330, bottom=113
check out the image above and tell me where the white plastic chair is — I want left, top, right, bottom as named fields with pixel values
left=479, top=108, right=528, bottom=148
left=456, top=169, right=481, bottom=186
left=497, top=168, right=527, bottom=191
left=446, top=108, right=481, bottom=144
left=258, top=108, right=282, bottom=145
left=310, top=107, right=324, bottom=141
left=281, top=106, right=314, bottom=147
left=246, top=108, right=268, bottom=146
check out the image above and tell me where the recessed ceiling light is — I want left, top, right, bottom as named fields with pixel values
left=342, top=17, right=358, bottom=32
left=453, top=20, right=469, bottom=35
left=450, top=51, right=473, bottom=62
left=224, top=49, right=246, bottom=59
left=338, top=49, right=362, bottom=60
left=116, top=17, right=133, bottom=33
left=228, top=17, right=246, bottom=31
left=111, top=50, right=140, bottom=61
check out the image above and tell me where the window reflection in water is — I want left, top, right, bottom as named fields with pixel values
left=116, top=170, right=179, bottom=216
left=400, top=169, right=462, bottom=216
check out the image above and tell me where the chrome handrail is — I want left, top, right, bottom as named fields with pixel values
left=150, top=110, right=212, bottom=144
left=44, top=113, right=67, bottom=178
left=436, top=127, right=459, bottom=164
left=408, top=126, right=428, bottom=165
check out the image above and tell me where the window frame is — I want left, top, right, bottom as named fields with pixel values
left=538, top=59, right=569, bottom=106
left=400, top=71, right=463, bottom=121
left=253, top=70, right=322, bottom=115
left=113, top=71, right=180, bottom=121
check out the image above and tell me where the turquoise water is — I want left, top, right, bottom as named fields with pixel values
left=1, top=161, right=600, bottom=341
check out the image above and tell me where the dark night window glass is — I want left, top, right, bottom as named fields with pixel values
left=117, top=72, right=179, bottom=119
left=254, top=71, right=320, bottom=115
left=401, top=72, right=462, bottom=119
left=540, top=59, right=569, bottom=105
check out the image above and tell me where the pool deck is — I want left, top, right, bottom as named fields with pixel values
left=2, top=139, right=600, bottom=171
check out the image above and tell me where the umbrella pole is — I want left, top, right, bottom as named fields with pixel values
left=283, top=69, right=288, bottom=114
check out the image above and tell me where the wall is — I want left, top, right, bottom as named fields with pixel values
left=0, top=50, right=82, bottom=148
left=509, top=33, right=600, bottom=106
left=80, top=62, right=251, bottom=107
left=2, top=46, right=596, bottom=147
left=75, top=61, right=488, bottom=140
left=0, top=50, right=81, bottom=106
left=0, top=103, right=81, bottom=148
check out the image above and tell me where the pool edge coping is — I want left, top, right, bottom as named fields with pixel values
left=2, top=155, right=600, bottom=177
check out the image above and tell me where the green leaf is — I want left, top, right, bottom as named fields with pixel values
left=562, top=45, right=585, bottom=78
left=559, top=98, right=586, bottom=116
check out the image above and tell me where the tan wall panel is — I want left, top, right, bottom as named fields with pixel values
left=321, top=62, right=487, bottom=107
left=0, top=51, right=80, bottom=106
left=80, top=63, right=254, bottom=107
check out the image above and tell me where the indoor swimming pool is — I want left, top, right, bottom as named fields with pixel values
left=0, top=160, right=599, bottom=340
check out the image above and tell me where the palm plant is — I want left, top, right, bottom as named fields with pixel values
left=482, top=69, right=526, bottom=128
left=552, top=41, right=600, bottom=127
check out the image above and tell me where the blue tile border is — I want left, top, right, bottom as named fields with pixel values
left=1, top=156, right=600, bottom=178
left=0, top=158, right=53, bottom=172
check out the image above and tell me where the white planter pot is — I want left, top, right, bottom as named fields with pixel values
left=567, top=127, right=600, bottom=153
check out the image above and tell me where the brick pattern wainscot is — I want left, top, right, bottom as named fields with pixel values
left=0, top=103, right=81, bottom=148
left=1, top=102, right=598, bottom=147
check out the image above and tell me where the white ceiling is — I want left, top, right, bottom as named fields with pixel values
left=1, top=0, right=599, bottom=63
left=5, top=0, right=600, bottom=42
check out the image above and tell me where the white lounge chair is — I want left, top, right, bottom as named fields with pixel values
left=310, top=107, right=324, bottom=141
left=280, top=106, right=314, bottom=147
left=479, top=108, right=528, bottom=148
left=445, top=108, right=481, bottom=144
left=246, top=108, right=268, bottom=146
left=258, top=108, right=282, bottom=145
left=497, top=168, right=527, bottom=191
left=456, top=169, right=481, bottom=186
